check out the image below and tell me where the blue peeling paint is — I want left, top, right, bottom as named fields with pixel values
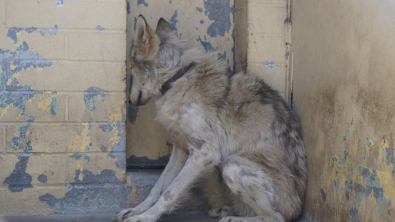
left=50, top=97, right=59, bottom=115
left=344, top=127, right=350, bottom=140
left=70, top=153, right=90, bottom=164
left=99, top=124, right=113, bottom=132
left=83, top=87, right=109, bottom=111
left=203, top=0, right=233, bottom=37
left=56, top=0, right=63, bottom=8
left=127, top=1, right=130, bottom=14
left=108, top=152, right=126, bottom=169
left=137, top=0, right=148, bottom=7
left=263, top=60, right=275, bottom=69
left=2, top=116, right=35, bottom=192
left=200, top=20, right=205, bottom=24
left=331, top=153, right=393, bottom=216
left=40, top=25, right=58, bottom=37
left=349, top=203, right=361, bottom=222
left=169, top=10, right=179, bottom=36
left=320, top=188, right=326, bottom=203
left=196, top=36, right=214, bottom=52
left=9, top=116, right=34, bottom=149
left=196, top=7, right=203, bottom=13
left=96, top=25, right=105, bottom=31
left=100, top=145, right=107, bottom=152
left=364, top=138, right=371, bottom=147
left=39, top=169, right=128, bottom=213
left=385, top=147, right=395, bottom=177
left=38, top=174, right=48, bottom=183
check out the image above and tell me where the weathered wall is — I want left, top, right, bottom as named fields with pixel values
left=292, top=0, right=395, bottom=221
left=235, top=0, right=291, bottom=101
left=0, top=0, right=127, bottom=215
left=126, top=0, right=235, bottom=168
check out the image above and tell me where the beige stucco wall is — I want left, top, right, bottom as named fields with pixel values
left=292, top=0, right=395, bottom=221
left=0, top=0, right=127, bottom=215
left=126, top=0, right=235, bottom=167
left=235, top=0, right=291, bottom=101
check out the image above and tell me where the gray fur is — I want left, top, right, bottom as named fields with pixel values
left=115, top=15, right=307, bottom=222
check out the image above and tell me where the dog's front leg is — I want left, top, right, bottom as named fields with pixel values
left=123, top=149, right=219, bottom=222
left=114, top=145, right=187, bottom=222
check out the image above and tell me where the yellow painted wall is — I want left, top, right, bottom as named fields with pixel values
left=292, top=0, right=395, bottom=221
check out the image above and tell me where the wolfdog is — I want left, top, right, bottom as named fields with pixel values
left=115, top=15, right=307, bottom=222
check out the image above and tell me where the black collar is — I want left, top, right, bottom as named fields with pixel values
left=160, top=63, right=195, bottom=94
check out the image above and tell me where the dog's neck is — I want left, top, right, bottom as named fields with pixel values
left=160, top=63, right=195, bottom=94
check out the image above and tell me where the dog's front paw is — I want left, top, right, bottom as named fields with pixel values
left=123, top=215, right=155, bottom=222
left=113, top=208, right=142, bottom=222
left=209, top=206, right=234, bottom=218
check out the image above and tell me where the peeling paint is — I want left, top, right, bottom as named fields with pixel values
left=40, top=25, right=58, bottom=37
left=127, top=1, right=130, bottom=14
left=96, top=25, right=105, bottom=31
left=2, top=116, right=35, bottom=192
left=137, top=0, right=148, bottom=7
left=320, top=188, right=327, bottom=203
left=385, top=147, right=395, bottom=177
left=169, top=10, right=179, bottom=36
left=196, top=7, right=203, bottom=13
left=263, top=60, right=275, bottom=69
left=83, top=87, right=109, bottom=111
left=70, top=153, right=90, bottom=165
left=39, top=169, right=127, bottom=213
left=56, top=0, right=63, bottom=9
left=38, top=174, right=47, bottom=183
left=203, top=0, right=233, bottom=37
left=196, top=36, right=214, bottom=52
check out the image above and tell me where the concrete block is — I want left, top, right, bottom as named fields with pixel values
left=247, top=63, right=286, bottom=96
left=0, top=93, right=66, bottom=122
left=247, top=34, right=286, bottom=64
left=18, top=61, right=126, bottom=92
left=0, top=29, right=66, bottom=60
left=249, top=5, right=287, bottom=34
left=0, top=187, right=65, bottom=215
left=67, top=92, right=126, bottom=122
left=67, top=153, right=126, bottom=184
left=5, top=122, right=125, bottom=153
left=6, top=0, right=126, bottom=31
left=68, top=32, right=126, bottom=61
left=0, top=0, right=5, bottom=29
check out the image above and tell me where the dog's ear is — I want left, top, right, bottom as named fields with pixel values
left=134, top=15, right=160, bottom=59
left=156, top=18, right=174, bottom=36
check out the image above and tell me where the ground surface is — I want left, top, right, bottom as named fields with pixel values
left=0, top=211, right=218, bottom=222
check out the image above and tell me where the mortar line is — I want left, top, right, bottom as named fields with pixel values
left=65, top=33, right=69, bottom=60
left=65, top=95, right=69, bottom=121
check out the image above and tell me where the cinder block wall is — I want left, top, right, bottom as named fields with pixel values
left=0, top=0, right=127, bottom=215
left=235, top=0, right=291, bottom=101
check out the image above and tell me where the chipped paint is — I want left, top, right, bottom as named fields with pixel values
left=56, top=0, right=63, bottom=9
left=196, top=35, right=214, bottom=52
left=38, top=93, right=58, bottom=116
left=83, top=87, right=109, bottom=111
left=39, top=169, right=128, bottom=213
left=96, top=25, right=105, bottom=31
left=263, top=60, right=275, bottom=69
left=38, top=174, right=47, bottom=183
left=169, top=10, right=179, bottom=36
left=137, top=0, right=148, bottom=7
left=203, top=0, right=233, bottom=37
left=40, top=25, right=58, bottom=37
left=2, top=116, right=35, bottom=192
left=327, top=136, right=394, bottom=220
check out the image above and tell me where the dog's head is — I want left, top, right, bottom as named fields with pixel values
left=129, top=15, right=183, bottom=106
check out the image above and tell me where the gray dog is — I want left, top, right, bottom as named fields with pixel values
left=115, top=15, right=307, bottom=222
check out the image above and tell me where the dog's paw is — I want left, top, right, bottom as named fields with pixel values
left=113, top=208, right=141, bottom=222
left=123, top=215, right=155, bottom=222
left=209, top=206, right=234, bottom=218
left=219, top=217, right=245, bottom=222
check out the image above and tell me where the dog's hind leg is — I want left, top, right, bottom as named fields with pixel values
left=114, top=145, right=187, bottom=222
left=219, top=155, right=285, bottom=222
left=200, top=167, right=236, bottom=218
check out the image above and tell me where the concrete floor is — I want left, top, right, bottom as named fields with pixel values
left=0, top=211, right=218, bottom=222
